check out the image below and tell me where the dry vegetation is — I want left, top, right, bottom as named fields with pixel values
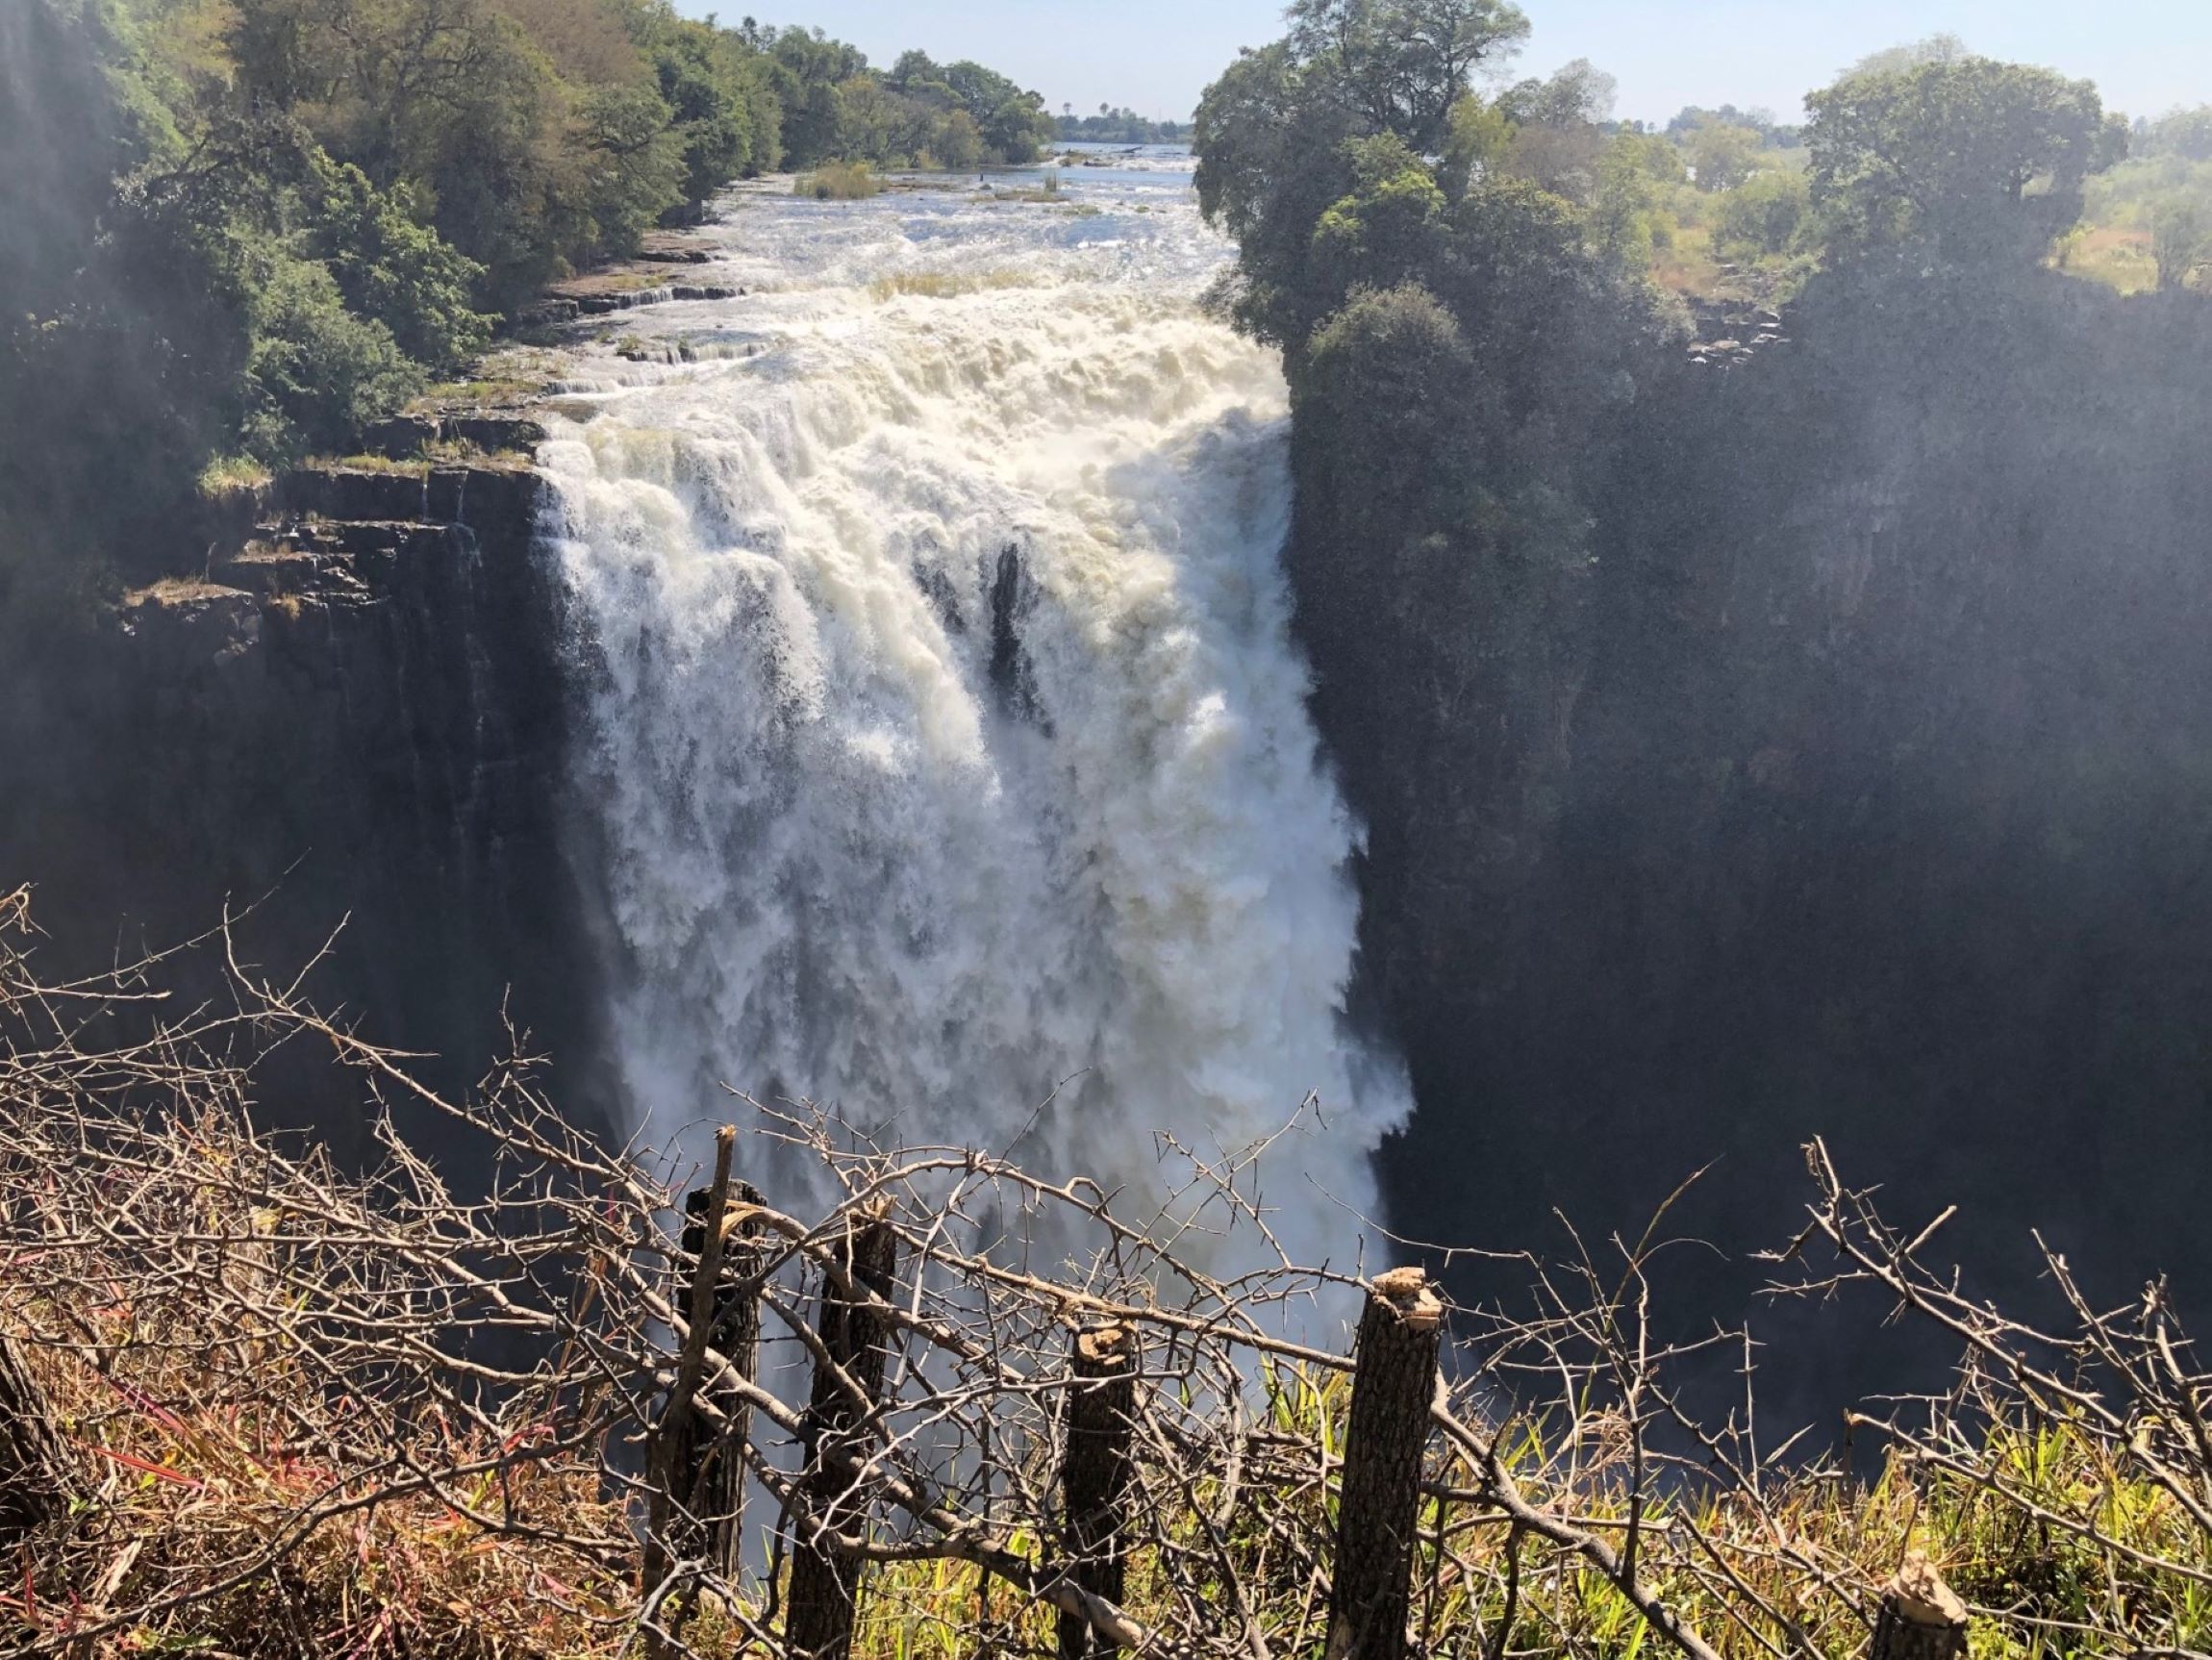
left=6, top=887, right=2212, bottom=1659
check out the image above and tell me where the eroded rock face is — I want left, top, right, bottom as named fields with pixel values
left=3, top=455, right=614, bottom=1175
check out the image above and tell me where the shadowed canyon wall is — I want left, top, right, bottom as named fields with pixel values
left=1293, top=266, right=2212, bottom=1332
left=0, top=454, right=613, bottom=1173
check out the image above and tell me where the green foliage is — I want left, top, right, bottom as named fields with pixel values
left=1302, top=284, right=1476, bottom=515
left=1805, top=56, right=2128, bottom=266
left=1287, top=0, right=1531, bottom=153
left=2154, top=195, right=2210, bottom=290
left=302, top=151, right=490, bottom=371
left=762, top=35, right=1051, bottom=170
left=1667, top=102, right=1799, bottom=148
left=236, top=249, right=423, bottom=462
left=1683, top=118, right=1761, bottom=192
left=2141, top=106, right=2212, bottom=163
left=767, top=27, right=868, bottom=167
left=794, top=161, right=880, bottom=200
left=1054, top=107, right=1187, bottom=145
left=1713, top=165, right=1812, bottom=262
left=1588, top=130, right=1685, bottom=270
left=1311, top=136, right=1447, bottom=296
left=0, top=0, right=1054, bottom=619
left=1439, top=91, right=1514, bottom=197
left=937, top=59, right=1057, bottom=163
left=650, top=17, right=782, bottom=206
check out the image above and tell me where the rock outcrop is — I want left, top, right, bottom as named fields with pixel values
left=2, top=437, right=611, bottom=1171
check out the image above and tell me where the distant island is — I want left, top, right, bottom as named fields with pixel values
left=1055, top=105, right=1190, bottom=145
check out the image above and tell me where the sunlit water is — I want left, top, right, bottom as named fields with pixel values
left=537, top=152, right=1408, bottom=1267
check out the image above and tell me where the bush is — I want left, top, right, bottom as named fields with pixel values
left=795, top=160, right=881, bottom=199
left=303, top=152, right=492, bottom=372
left=1714, top=165, right=1812, bottom=262
left=238, top=253, right=423, bottom=463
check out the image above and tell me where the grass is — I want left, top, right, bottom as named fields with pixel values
left=1650, top=221, right=1726, bottom=297
left=795, top=161, right=882, bottom=201
left=7, top=927, right=2205, bottom=1660
left=2057, top=223, right=2161, bottom=294
left=14, top=1301, right=2210, bottom=1660
left=986, top=168, right=1065, bottom=204
left=317, top=450, right=432, bottom=474
left=304, top=441, right=533, bottom=474
left=194, top=454, right=273, bottom=496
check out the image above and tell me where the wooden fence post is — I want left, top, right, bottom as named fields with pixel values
left=675, top=1174, right=766, bottom=1581
left=643, top=1127, right=737, bottom=1657
left=784, top=1203, right=900, bottom=1660
left=1326, top=1267, right=1444, bottom=1660
left=1871, top=1552, right=1969, bottom=1660
left=0, top=1329, right=76, bottom=1548
left=1057, top=1324, right=1137, bottom=1660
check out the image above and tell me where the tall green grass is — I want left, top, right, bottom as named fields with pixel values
left=796, top=162, right=882, bottom=201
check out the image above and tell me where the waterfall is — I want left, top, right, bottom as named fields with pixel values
left=538, top=168, right=1407, bottom=1266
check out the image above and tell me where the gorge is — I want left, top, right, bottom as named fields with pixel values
left=3, top=159, right=1412, bottom=1265
left=10, top=140, right=2212, bottom=1356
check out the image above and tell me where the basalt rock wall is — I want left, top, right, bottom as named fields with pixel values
left=0, top=440, right=611, bottom=1171
left=1295, top=265, right=2212, bottom=1344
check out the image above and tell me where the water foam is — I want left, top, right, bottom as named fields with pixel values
left=540, top=178, right=1407, bottom=1266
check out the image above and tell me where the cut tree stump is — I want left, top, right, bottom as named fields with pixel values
left=674, top=1175, right=766, bottom=1581
left=784, top=1204, right=900, bottom=1660
left=0, top=1328, right=77, bottom=1546
left=1871, top=1552, right=1969, bottom=1660
left=1057, top=1324, right=1137, bottom=1660
left=1326, top=1267, right=1445, bottom=1660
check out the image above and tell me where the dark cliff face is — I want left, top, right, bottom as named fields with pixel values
left=1293, top=272, right=2212, bottom=1353
left=0, top=451, right=613, bottom=1174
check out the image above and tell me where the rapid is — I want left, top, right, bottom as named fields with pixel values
left=536, top=155, right=1408, bottom=1265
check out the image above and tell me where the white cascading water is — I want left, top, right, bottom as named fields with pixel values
left=538, top=156, right=1407, bottom=1267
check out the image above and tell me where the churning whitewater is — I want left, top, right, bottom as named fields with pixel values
left=538, top=157, right=1407, bottom=1263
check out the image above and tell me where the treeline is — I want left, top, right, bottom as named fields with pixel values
left=0, top=0, right=1053, bottom=623
left=1054, top=106, right=1188, bottom=145
left=1196, top=1, right=2212, bottom=1343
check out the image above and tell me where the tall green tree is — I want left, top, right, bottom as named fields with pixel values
left=1285, top=0, right=1529, bottom=152
left=1805, top=56, right=2128, bottom=265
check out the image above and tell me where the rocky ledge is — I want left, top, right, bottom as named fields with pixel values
left=63, top=412, right=608, bottom=1167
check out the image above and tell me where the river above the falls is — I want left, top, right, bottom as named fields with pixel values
left=534, top=152, right=1408, bottom=1266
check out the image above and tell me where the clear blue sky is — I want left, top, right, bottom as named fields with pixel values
left=676, top=1, right=2211, bottom=126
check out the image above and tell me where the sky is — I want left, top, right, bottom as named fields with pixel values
left=675, top=0, right=2212, bottom=127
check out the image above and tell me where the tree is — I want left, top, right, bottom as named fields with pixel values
left=302, top=149, right=490, bottom=370
left=1494, top=60, right=1617, bottom=202
left=1589, top=130, right=1684, bottom=269
left=1667, top=103, right=1779, bottom=138
left=1500, top=58, right=1615, bottom=129
left=1310, top=133, right=1448, bottom=300
left=2141, top=106, right=2212, bottom=163
left=770, top=27, right=867, bottom=167
left=1684, top=118, right=1761, bottom=192
left=1805, top=56, right=2128, bottom=266
left=1713, top=164, right=1810, bottom=262
left=2153, top=195, right=2209, bottom=291
left=650, top=18, right=781, bottom=207
left=1194, top=41, right=1366, bottom=342
left=1285, top=0, right=1529, bottom=153
left=1847, top=33, right=1970, bottom=80
left=940, top=60, right=1055, bottom=162
left=1439, top=90, right=1514, bottom=197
